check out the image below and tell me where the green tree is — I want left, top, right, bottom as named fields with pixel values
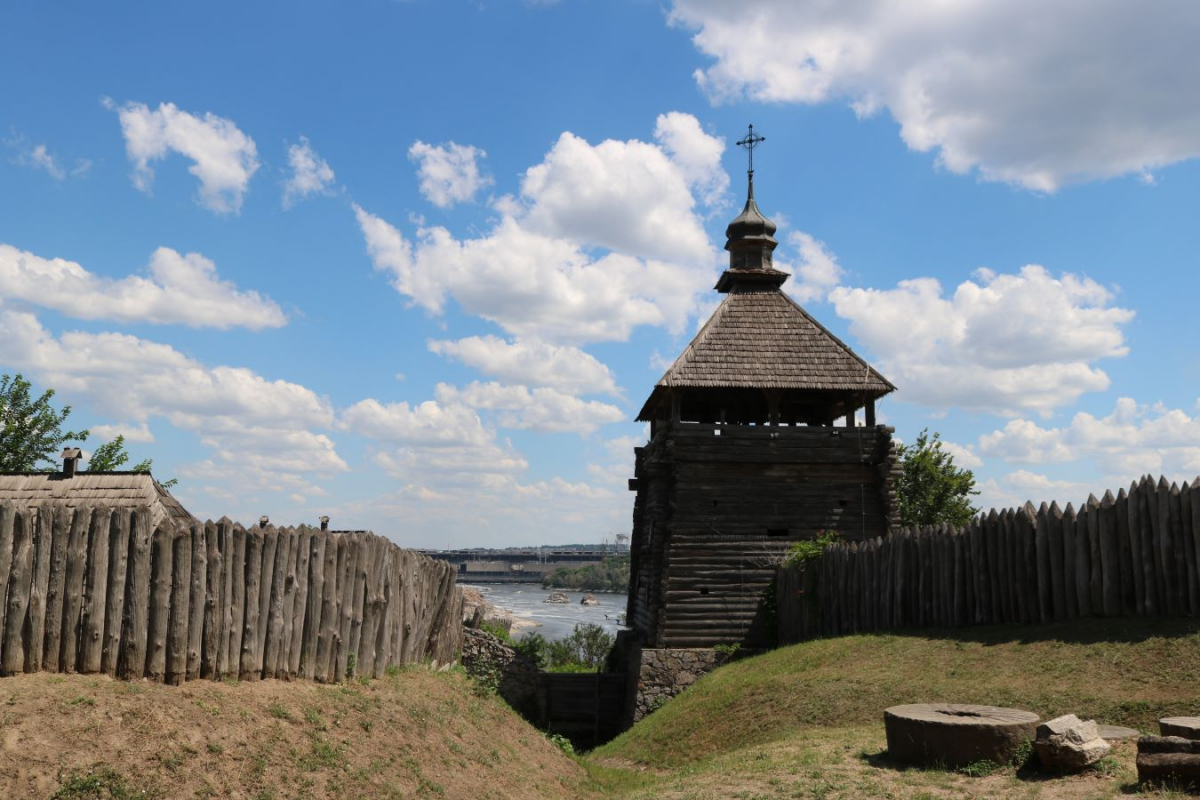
left=896, top=429, right=979, bottom=528
left=0, top=373, right=88, bottom=472
left=87, top=434, right=178, bottom=489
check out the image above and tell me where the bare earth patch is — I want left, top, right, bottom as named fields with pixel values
left=0, top=669, right=582, bottom=799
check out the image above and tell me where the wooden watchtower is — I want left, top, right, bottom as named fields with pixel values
left=621, top=134, right=900, bottom=717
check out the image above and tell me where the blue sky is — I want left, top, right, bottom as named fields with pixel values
left=3, top=1, right=1199, bottom=548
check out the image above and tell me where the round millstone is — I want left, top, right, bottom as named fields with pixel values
left=1159, top=717, right=1200, bottom=740
left=1096, top=724, right=1139, bottom=741
left=885, top=704, right=1040, bottom=768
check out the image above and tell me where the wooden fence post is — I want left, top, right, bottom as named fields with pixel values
left=100, top=510, right=131, bottom=676
left=80, top=507, right=113, bottom=673
left=1, top=509, right=34, bottom=675
left=26, top=506, right=56, bottom=673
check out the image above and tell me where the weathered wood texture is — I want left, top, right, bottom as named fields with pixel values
left=0, top=502, right=461, bottom=683
left=778, top=475, right=1200, bottom=644
left=627, top=422, right=901, bottom=649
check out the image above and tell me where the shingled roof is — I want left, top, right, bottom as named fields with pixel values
left=636, top=288, right=895, bottom=421
left=0, top=472, right=195, bottom=529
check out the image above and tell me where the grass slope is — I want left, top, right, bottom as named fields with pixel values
left=0, top=668, right=582, bottom=799
left=591, top=618, right=1200, bottom=798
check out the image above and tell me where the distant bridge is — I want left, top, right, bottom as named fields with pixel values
left=417, top=548, right=623, bottom=584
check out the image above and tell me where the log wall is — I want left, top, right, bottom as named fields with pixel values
left=0, top=502, right=463, bottom=682
left=777, top=475, right=1200, bottom=644
left=627, top=422, right=900, bottom=650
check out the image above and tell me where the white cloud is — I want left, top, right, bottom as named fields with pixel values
left=0, top=244, right=286, bottom=329
left=4, top=133, right=91, bottom=180
left=282, top=136, right=335, bottom=208
left=520, top=126, right=719, bottom=264
left=0, top=309, right=346, bottom=483
left=976, top=470, right=1097, bottom=514
left=780, top=231, right=843, bottom=303
left=408, top=140, right=493, bottom=208
left=354, top=205, right=704, bottom=344
left=355, top=114, right=726, bottom=345
left=435, top=381, right=625, bottom=434
left=427, top=335, right=619, bottom=396
left=979, top=397, right=1200, bottom=479
left=670, top=0, right=1200, bottom=190
left=89, top=422, right=155, bottom=444
left=108, top=100, right=259, bottom=213
left=340, top=397, right=495, bottom=447
left=653, top=111, right=729, bottom=206
left=829, top=265, right=1135, bottom=415
left=940, top=440, right=983, bottom=470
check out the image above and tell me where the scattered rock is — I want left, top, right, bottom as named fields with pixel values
left=1138, top=735, right=1200, bottom=788
left=1097, top=724, right=1140, bottom=741
left=884, top=704, right=1039, bottom=768
left=580, top=593, right=599, bottom=606
left=461, top=587, right=513, bottom=632
left=544, top=591, right=570, bottom=604
left=1034, top=714, right=1111, bottom=770
left=1159, top=717, right=1200, bottom=740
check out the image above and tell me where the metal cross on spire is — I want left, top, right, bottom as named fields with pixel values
left=736, top=124, right=766, bottom=177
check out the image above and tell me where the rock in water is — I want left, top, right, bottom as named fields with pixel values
left=544, top=591, right=570, bottom=604
left=1034, top=714, right=1111, bottom=770
left=580, top=593, right=598, bottom=606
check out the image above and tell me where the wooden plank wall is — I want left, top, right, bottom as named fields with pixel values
left=536, top=672, right=627, bottom=750
left=0, top=502, right=463, bottom=682
left=777, top=475, right=1200, bottom=644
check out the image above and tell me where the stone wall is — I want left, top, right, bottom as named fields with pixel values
left=627, top=643, right=723, bottom=723
left=461, top=627, right=539, bottom=720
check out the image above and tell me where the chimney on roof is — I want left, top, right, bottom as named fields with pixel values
left=259, top=516, right=269, bottom=529
left=61, top=448, right=82, bottom=479
left=319, top=516, right=330, bottom=531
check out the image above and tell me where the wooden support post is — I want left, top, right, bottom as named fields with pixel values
left=201, top=520, right=222, bottom=679
left=0, top=503, right=15, bottom=655
left=100, top=510, right=131, bottom=676
left=121, top=508, right=153, bottom=680
left=26, top=506, right=56, bottom=673
left=1, top=509, right=34, bottom=675
left=147, top=524, right=174, bottom=682
left=865, top=398, right=876, bottom=427
left=80, top=507, right=112, bottom=674
left=227, top=524, right=247, bottom=680
left=240, top=527, right=263, bottom=680
left=167, top=525, right=191, bottom=685
left=60, top=506, right=93, bottom=673
left=187, top=521, right=206, bottom=681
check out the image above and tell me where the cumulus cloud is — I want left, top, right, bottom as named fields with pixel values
left=0, top=309, right=346, bottom=482
left=976, top=470, right=1098, bottom=514
left=108, top=100, right=259, bottom=213
left=979, top=397, right=1200, bottom=479
left=427, top=335, right=619, bottom=396
left=282, top=136, right=336, bottom=208
left=781, top=231, right=844, bottom=303
left=669, top=0, right=1200, bottom=190
left=89, top=421, right=155, bottom=444
left=652, top=111, right=729, bottom=206
left=0, top=243, right=286, bottom=329
left=408, top=140, right=493, bottom=208
left=435, top=382, right=625, bottom=434
left=520, top=126, right=719, bottom=264
left=354, top=114, right=726, bottom=345
left=354, top=205, right=703, bottom=344
left=829, top=265, right=1135, bottom=415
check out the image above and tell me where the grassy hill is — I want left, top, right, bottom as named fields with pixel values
left=590, top=618, right=1200, bottom=798
left=0, top=668, right=583, bottom=799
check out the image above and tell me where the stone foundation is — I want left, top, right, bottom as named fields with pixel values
left=624, top=639, right=723, bottom=723
left=461, top=628, right=539, bottom=720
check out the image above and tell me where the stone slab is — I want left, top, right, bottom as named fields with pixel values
left=885, top=704, right=1039, bottom=768
left=1159, top=717, right=1200, bottom=740
left=1097, top=725, right=1139, bottom=741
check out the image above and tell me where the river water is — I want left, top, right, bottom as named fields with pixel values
left=462, top=583, right=628, bottom=642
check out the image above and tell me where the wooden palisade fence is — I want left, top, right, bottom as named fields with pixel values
left=778, top=475, right=1200, bottom=643
left=0, top=502, right=463, bottom=682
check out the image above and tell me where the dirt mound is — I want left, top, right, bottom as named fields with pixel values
left=0, top=668, right=582, bottom=799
